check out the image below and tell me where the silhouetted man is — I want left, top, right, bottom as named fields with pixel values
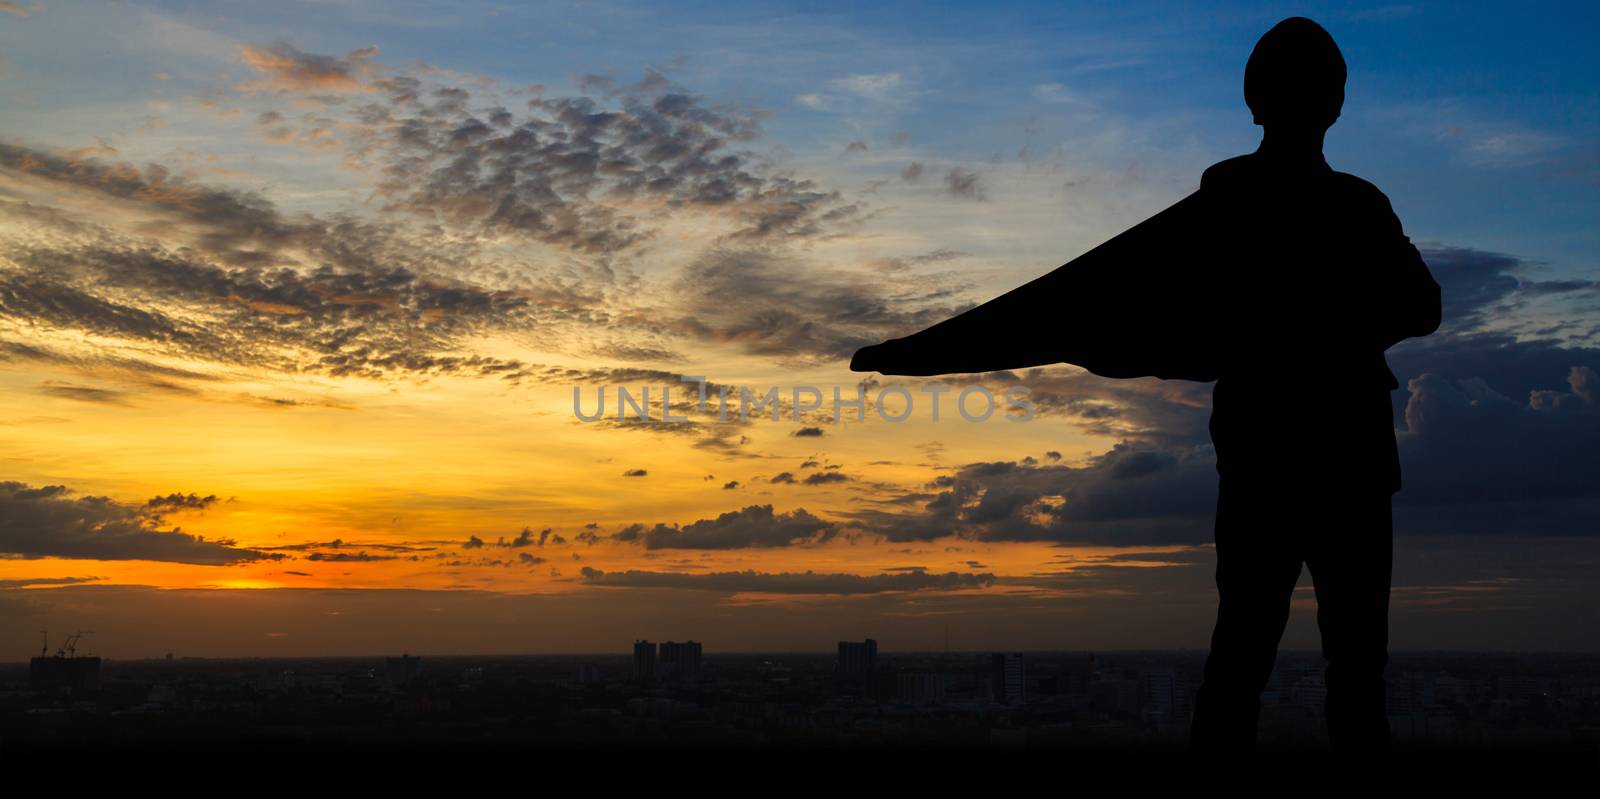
left=850, top=17, right=1441, bottom=755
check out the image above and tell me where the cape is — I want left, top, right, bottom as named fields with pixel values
left=853, top=189, right=1222, bottom=382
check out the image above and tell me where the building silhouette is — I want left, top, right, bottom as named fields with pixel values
left=633, top=639, right=658, bottom=683
left=837, top=639, right=878, bottom=694
left=837, top=639, right=878, bottom=676
left=382, top=654, right=422, bottom=689
left=29, top=655, right=101, bottom=694
left=990, top=653, right=1026, bottom=705
left=29, top=631, right=100, bottom=695
left=895, top=671, right=951, bottom=706
left=659, top=640, right=703, bottom=683
left=1140, top=668, right=1192, bottom=724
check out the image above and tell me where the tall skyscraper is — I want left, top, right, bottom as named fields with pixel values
left=895, top=671, right=951, bottom=705
left=837, top=639, right=878, bottom=676
left=1140, top=668, right=1192, bottom=723
left=991, top=652, right=1026, bottom=705
left=633, top=639, right=658, bottom=682
left=383, top=654, right=423, bottom=689
left=659, top=640, right=703, bottom=683
left=836, top=639, right=878, bottom=695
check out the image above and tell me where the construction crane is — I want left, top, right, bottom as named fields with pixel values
left=54, top=630, right=92, bottom=658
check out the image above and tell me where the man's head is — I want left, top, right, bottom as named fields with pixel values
left=1244, top=17, right=1346, bottom=130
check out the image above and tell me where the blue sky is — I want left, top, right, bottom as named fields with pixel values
left=3, top=1, right=1596, bottom=273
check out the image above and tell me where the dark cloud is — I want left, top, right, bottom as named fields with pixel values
left=845, top=444, right=1220, bottom=546
left=622, top=468, right=648, bottom=477
left=495, top=528, right=536, bottom=548
left=1, top=273, right=206, bottom=346
left=306, top=551, right=395, bottom=562
left=670, top=249, right=972, bottom=361
left=791, top=426, right=824, bottom=437
left=255, top=538, right=432, bottom=553
left=944, top=168, right=985, bottom=200
left=579, top=566, right=994, bottom=594
left=36, top=381, right=129, bottom=405
left=0, top=481, right=271, bottom=564
left=314, top=62, right=870, bottom=252
left=1393, top=366, right=1599, bottom=529
left=614, top=504, right=835, bottom=549
left=0, top=339, right=219, bottom=384
left=956, top=367, right=1217, bottom=447
left=0, top=576, right=101, bottom=589
left=142, top=492, right=219, bottom=512
left=848, top=358, right=1600, bottom=547
left=802, top=471, right=849, bottom=485
left=0, top=55, right=980, bottom=372
left=0, top=228, right=548, bottom=380
left=239, top=42, right=379, bottom=93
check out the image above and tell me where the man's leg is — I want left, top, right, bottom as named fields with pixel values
left=1190, top=480, right=1305, bottom=751
left=1305, top=489, right=1393, bottom=754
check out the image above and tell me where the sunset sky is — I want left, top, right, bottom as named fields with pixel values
left=1, top=1, right=1596, bottom=658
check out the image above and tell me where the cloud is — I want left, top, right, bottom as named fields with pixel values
left=0, top=576, right=101, bottom=589
left=36, top=381, right=130, bottom=405
left=0, top=193, right=548, bottom=380
left=580, top=566, right=993, bottom=594
left=845, top=443, right=1220, bottom=546
left=944, top=168, right=985, bottom=200
left=1, top=272, right=206, bottom=349
left=306, top=551, right=395, bottom=562
left=831, top=72, right=904, bottom=102
left=259, top=538, right=431, bottom=554
left=1395, top=366, right=1599, bottom=520
left=0, top=51, right=937, bottom=372
left=1437, top=123, right=1564, bottom=169
left=614, top=504, right=836, bottom=549
left=802, top=471, right=849, bottom=485
left=845, top=355, right=1600, bottom=547
left=493, top=528, right=538, bottom=548
left=1033, top=83, right=1089, bottom=105
left=298, top=63, right=869, bottom=252
left=670, top=249, right=972, bottom=362
left=143, top=492, right=220, bottom=512
left=0, top=481, right=271, bottom=564
left=238, top=42, right=379, bottom=93
left=1391, top=100, right=1579, bottom=174
left=1415, top=245, right=1529, bottom=331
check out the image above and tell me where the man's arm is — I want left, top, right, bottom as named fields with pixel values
left=1372, top=191, right=1442, bottom=350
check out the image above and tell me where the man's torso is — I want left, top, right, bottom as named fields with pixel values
left=1198, top=151, right=1405, bottom=493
